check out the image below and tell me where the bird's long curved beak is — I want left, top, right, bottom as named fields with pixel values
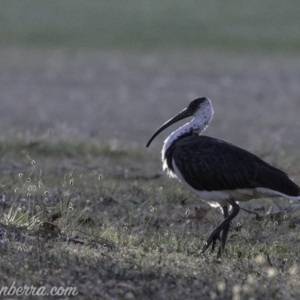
left=146, top=108, right=192, bottom=147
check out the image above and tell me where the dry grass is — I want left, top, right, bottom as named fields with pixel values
left=0, top=137, right=300, bottom=300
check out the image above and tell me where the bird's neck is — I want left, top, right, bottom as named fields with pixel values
left=161, top=118, right=209, bottom=164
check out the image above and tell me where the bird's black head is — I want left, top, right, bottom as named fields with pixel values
left=146, top=97, right=211, bottom=147
left=186, top=97, right=210, bottom=114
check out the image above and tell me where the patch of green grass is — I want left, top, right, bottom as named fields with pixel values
left=0, top=138, right=146, bottom=159
left=1, top=0, right=300, bottom=53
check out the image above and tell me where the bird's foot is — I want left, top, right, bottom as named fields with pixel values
left=240, top=206, right=260, bottom=220
left=201, top=228, right=222, bottom=254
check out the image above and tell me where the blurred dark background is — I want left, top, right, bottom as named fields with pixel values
left=0, top=0, right=299, bottom=156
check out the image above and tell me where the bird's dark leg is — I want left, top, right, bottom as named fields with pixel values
left=210, top=235, right=219, bottom=253
left=211, top=205, right=228, bottom=253
left=202, top=198, right=240, bottom=254
left=216, top=205, right=231, bottom=257
left=220, top=205, right=229, bottom=249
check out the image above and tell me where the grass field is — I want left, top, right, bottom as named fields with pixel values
left=1, top=1, right=300, bottom=299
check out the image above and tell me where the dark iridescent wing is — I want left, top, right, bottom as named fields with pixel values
left=171, top=136, right=299, bottom=196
